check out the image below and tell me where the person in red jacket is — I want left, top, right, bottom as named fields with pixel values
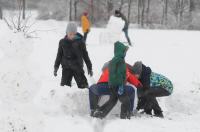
left=89, top=63, right=142, bottom=119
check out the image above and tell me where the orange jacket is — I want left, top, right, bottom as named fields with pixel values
left=81, top=15, right=90, bottom=33
left=98, top=67, right=142, bottom=88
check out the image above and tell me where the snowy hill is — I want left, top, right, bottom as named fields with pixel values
left=0, top=19, right=200, bottom=132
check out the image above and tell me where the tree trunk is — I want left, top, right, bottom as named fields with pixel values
left=161, top=0, right=168, bottom=25
left=165, top=0, right=168, bottom=25
left=90, top=0, right=94, bottom=23
left=141, top=0, right=145, bottom=27
left=146, top=0, right=151, bottom=26
left=119, top=0, right=124, bottom=11
left=22, top=0, right=25, bottom=19
left=74, top=0, right=78, bottom=21
left=137, top=0, right=140, bottom=24
left=69, top=0, right=72, bottom=21
left=127, top=0, right=132, bottom=23
left=107, top=0, right=113, bottom=20
left=0, top=6, right=2, bottom=19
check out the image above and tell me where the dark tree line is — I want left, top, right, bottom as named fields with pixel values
left=1, top=0, right=200, bottom=30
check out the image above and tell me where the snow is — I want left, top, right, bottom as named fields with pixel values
left=1, top=14, right=200, bottom=132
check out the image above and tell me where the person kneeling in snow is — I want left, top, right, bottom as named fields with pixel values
left=54, top=22, right=93, bottom=88
left=89, top=42, right=142, bottom=119
left=132, top=61, right=173, bottom=118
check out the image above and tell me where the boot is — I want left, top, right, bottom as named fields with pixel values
left=154, top=110, right=164, bottom=118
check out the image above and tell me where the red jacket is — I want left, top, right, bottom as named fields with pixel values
left=98, top=66, right=142, bottom=88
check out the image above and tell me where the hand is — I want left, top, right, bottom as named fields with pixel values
left=118, top=85, right=124, bottom=95
left=54, top=67, right=58, bottom=77
left=88, top=69, right=93, bottom=76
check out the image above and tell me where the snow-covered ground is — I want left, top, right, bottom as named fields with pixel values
left=0, top=16, right=200, bottom=132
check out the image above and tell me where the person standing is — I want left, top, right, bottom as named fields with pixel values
left=114, top=10, right=132, bottom=46
left=54, top=22, right=93, bottom=88
left=81, top=12, right=91, bottom=43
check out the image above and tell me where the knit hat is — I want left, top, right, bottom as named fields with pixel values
left=66, top=22, right=77, bottom=34
left=83, top=12, right=88, bottom=16
left=132, top=61, right=143, bottom=76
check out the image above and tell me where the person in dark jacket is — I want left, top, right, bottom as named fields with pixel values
left=54, top=22, right=93, bottom=88
left=114, top=10, right=132, bottom=46
left=132, top=61, right=173, bottom=118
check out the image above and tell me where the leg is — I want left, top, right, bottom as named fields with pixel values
left=93, top=86, right=118, bottom=118
left=73, top=68, right=88, bottom=88
left=125, top=85, right=135, bottom=112
left=83, top=32, right=88, bottom=43
left=118, top=86, right=136, bottom=119
left=61, top=68, right=73, bottom=86
left=89, top=83, right=111, bottom=112
left=123, top=29, right=132, bottom=46
left=143, top=88, right=170, bottom=117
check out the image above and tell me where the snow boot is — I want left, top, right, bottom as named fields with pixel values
left=154, top=110, right=164, bottom=118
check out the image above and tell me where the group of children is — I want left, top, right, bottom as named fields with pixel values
left=54, top=10, right=173, bottom=119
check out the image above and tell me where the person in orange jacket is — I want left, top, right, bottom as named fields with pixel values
left=89, top=63, right=142, bottom=119
left=89, top=42, right=142, bottom=119
left=81, top=12, right=90, bottom=43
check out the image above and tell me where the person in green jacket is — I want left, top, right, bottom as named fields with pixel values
left=132, top=61, right=173, bottom=118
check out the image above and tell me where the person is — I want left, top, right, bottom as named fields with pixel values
left=54, top=22, right=93, bottom=88
left=81, top=12, right=90, bottom=43
left=89, top=41, right=142, bottom=119
left=132, top=61, right=173, bottom=118
left=114, top=10, right=132, bottom=46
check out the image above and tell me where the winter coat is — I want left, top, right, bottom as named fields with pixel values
left=108, top=41, right=128, bottom=87
left=138, top=64, right=173, bottom=94
left=150, top=72, right=173, bottom=94
left=98, top=67, right=142, bottom=88
left=139, top=64, right=152, bottom=89
left=81, top=15, right=90, bottom=33
left=54, top=33, right=92, bottom=71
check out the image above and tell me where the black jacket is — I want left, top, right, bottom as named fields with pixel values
left=139, top=64, right=152, bottom=89
left=116, top=12, right=129, bottom=31
left=54, top=33, right=92, bottom=71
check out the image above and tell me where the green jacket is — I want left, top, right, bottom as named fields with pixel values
left=108, top=41, right=128, bottom=87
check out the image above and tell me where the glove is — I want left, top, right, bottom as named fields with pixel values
left=88, top=68, right=93, bottom=76
left=54, top=67, right=58, bottom=77
left=118, top=85, right=124, bottom=95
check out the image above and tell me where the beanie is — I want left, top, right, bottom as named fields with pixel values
left=66, top=22, right=77, bottom=34
left=132, top=61, right=143, bottom=76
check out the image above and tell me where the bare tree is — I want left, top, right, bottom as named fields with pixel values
left=127, top=0, right=133, bottom=23
left=119, top=0, right=124, bottom=11
left=161, top=0, right=168, bottom=25
left=74, top=0, right=79, bottom=21
left=69, top=0, right=72, bottom=21
left=22, top=0, right=25, bottom=19
left=0, top=5, right=2, bottom=19
left=141, top=0, right=145, bottom=27
left=146, top=0, right=151, bottom=25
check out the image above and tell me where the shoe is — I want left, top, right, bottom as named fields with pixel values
left=144, top=109, right=152, bottom=115
left=154, top=110, right=164, bottom=118
left=93, top=110, right=104, bottom=119
left=90, top=110, right=95, bottom=117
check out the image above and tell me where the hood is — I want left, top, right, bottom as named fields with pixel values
left=114, top=41, right=128, bottom=58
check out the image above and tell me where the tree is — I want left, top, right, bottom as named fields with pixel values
left=127, top=0, right=133, bottom=23
left=0, top=5, right=2, bottom=19
left=161, top=0, right=168, bottom=25
left=69, top=0, right=72, bottom=21
left=22, top=0, right=25, bottom=19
